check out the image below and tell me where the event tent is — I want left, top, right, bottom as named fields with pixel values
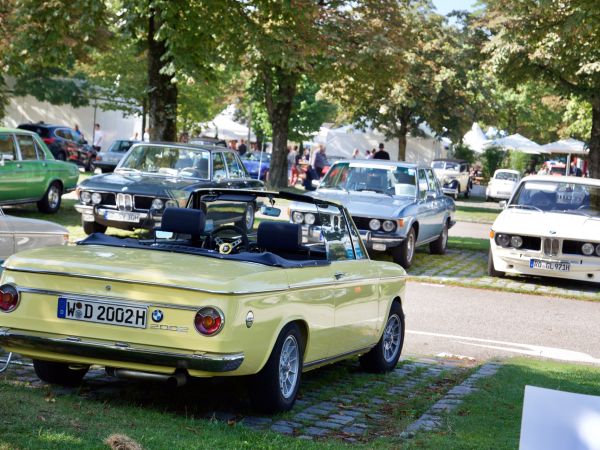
left=489, top=133, right=542, bottom=155
left=462, top=122, right=490, bottom=153
left=201, top=106, right=255, bottom=141
left=313, top=124, right=447, bottom=163
left=541, top=138, right=588, bottom=155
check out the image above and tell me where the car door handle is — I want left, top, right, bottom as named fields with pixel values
left=334, top=272, right=347, bottom=280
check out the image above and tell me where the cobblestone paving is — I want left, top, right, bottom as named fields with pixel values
left=1, top=352, right=482, bottom=443
left=408, top=249, right=600, bottom=301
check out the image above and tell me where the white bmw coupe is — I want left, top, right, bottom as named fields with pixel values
left=488, top=175, right=600, bottom=284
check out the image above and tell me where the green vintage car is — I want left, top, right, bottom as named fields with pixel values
left=0, top=127, right=79, bottom=213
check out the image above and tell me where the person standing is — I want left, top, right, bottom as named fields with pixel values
left=312, top=144, right=329, bottom=178
left=287, top=145, right=298, bottom=185
left=351, top=148, right=360, bottom=159
left=238, top=139, right=247, bottom=156
left=92, top=123, right=104, bottom=152
left=74, top=124, right=84, bottom=142
left=373, top=142, right=390, bottom=160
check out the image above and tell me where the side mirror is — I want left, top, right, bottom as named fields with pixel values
left=499, top=200, right=507, bottom=209
left=426, top=192, right=436, bottom=201
left=260, top=206, right=282, bottom=217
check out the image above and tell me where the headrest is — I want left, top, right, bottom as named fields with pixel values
left=160, top=207, right=205, bottom=236
left=257, top=222, right=301, bottom=251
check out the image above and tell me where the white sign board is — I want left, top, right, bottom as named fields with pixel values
left=520, top=385, right=600, bottom=450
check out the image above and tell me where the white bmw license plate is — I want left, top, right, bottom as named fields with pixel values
left=104, top=210, right=141, bottom=222
left=529, top=259, right=571, bottom=272
left=372, top=243, right=387, bottom=251
left=57, top=297, right=147, bottom=328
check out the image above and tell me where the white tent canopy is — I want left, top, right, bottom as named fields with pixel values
left=313, top=124, right=446, bottom=163
left=541, top=138, right=588, bottom=155
left=489, top=133, right=542, bottom=155
left=201, top=106, right=255, bottom=141
left=463, top=122, right=491, bottom=153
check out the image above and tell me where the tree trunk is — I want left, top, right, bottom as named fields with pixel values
left=147, top=11, right=177, bottom=142
left=262, top=66, right=298, bottom=188
left=397, top=120, right=408, bottom=161
left=589, top=99, right=600, bottom=179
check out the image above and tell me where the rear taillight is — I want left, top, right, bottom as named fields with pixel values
left=194, top=307, right=224, bottom=336
left=0, top=284, right=19, bottom=313
left=42, top=137, right=56, bottom=145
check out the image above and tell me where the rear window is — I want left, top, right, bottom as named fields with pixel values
left=18, top=124, right=50, bottom=138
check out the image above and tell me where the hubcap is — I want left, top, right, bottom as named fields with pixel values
left=407, top=233, right=415, bottom=262
left=383, top=314, right=402, bottom=363
left=245, top=205, right=255, bottom=230
left=48, top=186, right=60, bottom=209
left=279, top=335, right=299, bottom=399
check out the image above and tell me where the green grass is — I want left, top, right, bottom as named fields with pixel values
left=447, top=236, right=489, bottom=252
left=408, top=358, right=600, bottom=449
left=454, top=205, right=499, bottom=224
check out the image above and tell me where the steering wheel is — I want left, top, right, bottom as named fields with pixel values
left=179, top=167, right=202, bottom=178
left=205, top=225, right=249, bottom=254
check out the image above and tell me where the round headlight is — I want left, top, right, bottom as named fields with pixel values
left=496, top=234, right=511, bottom=247
left=80, top=191, right=91, bottom=204
left=382, top=220, right=395, bottom=232
left=369, top=219, right=381, bottom=231
left=582, top=242, right=595, bottom=256
left=151, top=198, right=164, bottom=210
left=510, top=236, right=523, bottom=248
left=596, top=244, right=600, bottom=256
left=91, top=192, right=102, bottom=205
left=165, top=199, right=178, bottom=208
left=291, top=211, right=304, bottom=224
left=304, top=213, right=316, bottom=225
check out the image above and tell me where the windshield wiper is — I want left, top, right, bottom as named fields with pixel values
left=550, top=209, right=593, bottom=218
left=322, top=185, right=349, bottom=193
left=116, top=168, right=141, bottom=174
left=508, top=204, right=543, bottom=213
left=355, top=188, right=393, bottom=197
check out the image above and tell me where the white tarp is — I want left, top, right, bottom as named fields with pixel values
left=520, top=385, right=600, bottom=450
left=490, top=133, right=542, bottom=155
left=2, top=94, right=141, bottom=152
left=314, top=124, right=446, bottom=163
left=541, top=138, right=588, bottom=155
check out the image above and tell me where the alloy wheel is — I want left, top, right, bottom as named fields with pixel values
left=383, top=314, right=402, bottom=363
left=278, top=335, right=299, bottom=399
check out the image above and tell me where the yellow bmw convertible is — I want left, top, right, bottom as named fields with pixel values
left=0, top=189, right=406, bottom=412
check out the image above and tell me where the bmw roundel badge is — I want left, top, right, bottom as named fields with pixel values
left=152, top=309, right=164, bottom=323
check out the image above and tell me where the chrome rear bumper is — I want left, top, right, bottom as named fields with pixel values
left=0, top=328, right=243, bottom=373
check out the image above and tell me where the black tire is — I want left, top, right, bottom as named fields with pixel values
left=360, top=302, right=405, bottom=373
left=235, top=203, right=255, bottom=232
left=33, top=359, right=89, bottom=386
left=429, top=222, right=448, bottom=255
left=82, top=219, right=107, bottom=235
left=249, top=322, right=304, bottom=413
left=392, top=227, right=416, bottom=269
left=487, top=249, right=505, bottom=277
left=36, top=182, right=62, bottom=213
left=464, top=186, right=470, bottom=199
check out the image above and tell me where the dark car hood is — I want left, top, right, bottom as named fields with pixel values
left=309, top=189, right=415, bottom=218
left=80, top=172, right=211, bottom=197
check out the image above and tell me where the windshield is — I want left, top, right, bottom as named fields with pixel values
left=510, top=180, right=600, bottom=216
left=432, top=161, right=459, bottom=170
left=242, top=151, right=271, bottom=161
left=320, top=162, right=416, bottom=196
left=118, top=145, right=210, bottom=178
left=495, top=171, right=519, bottom=182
